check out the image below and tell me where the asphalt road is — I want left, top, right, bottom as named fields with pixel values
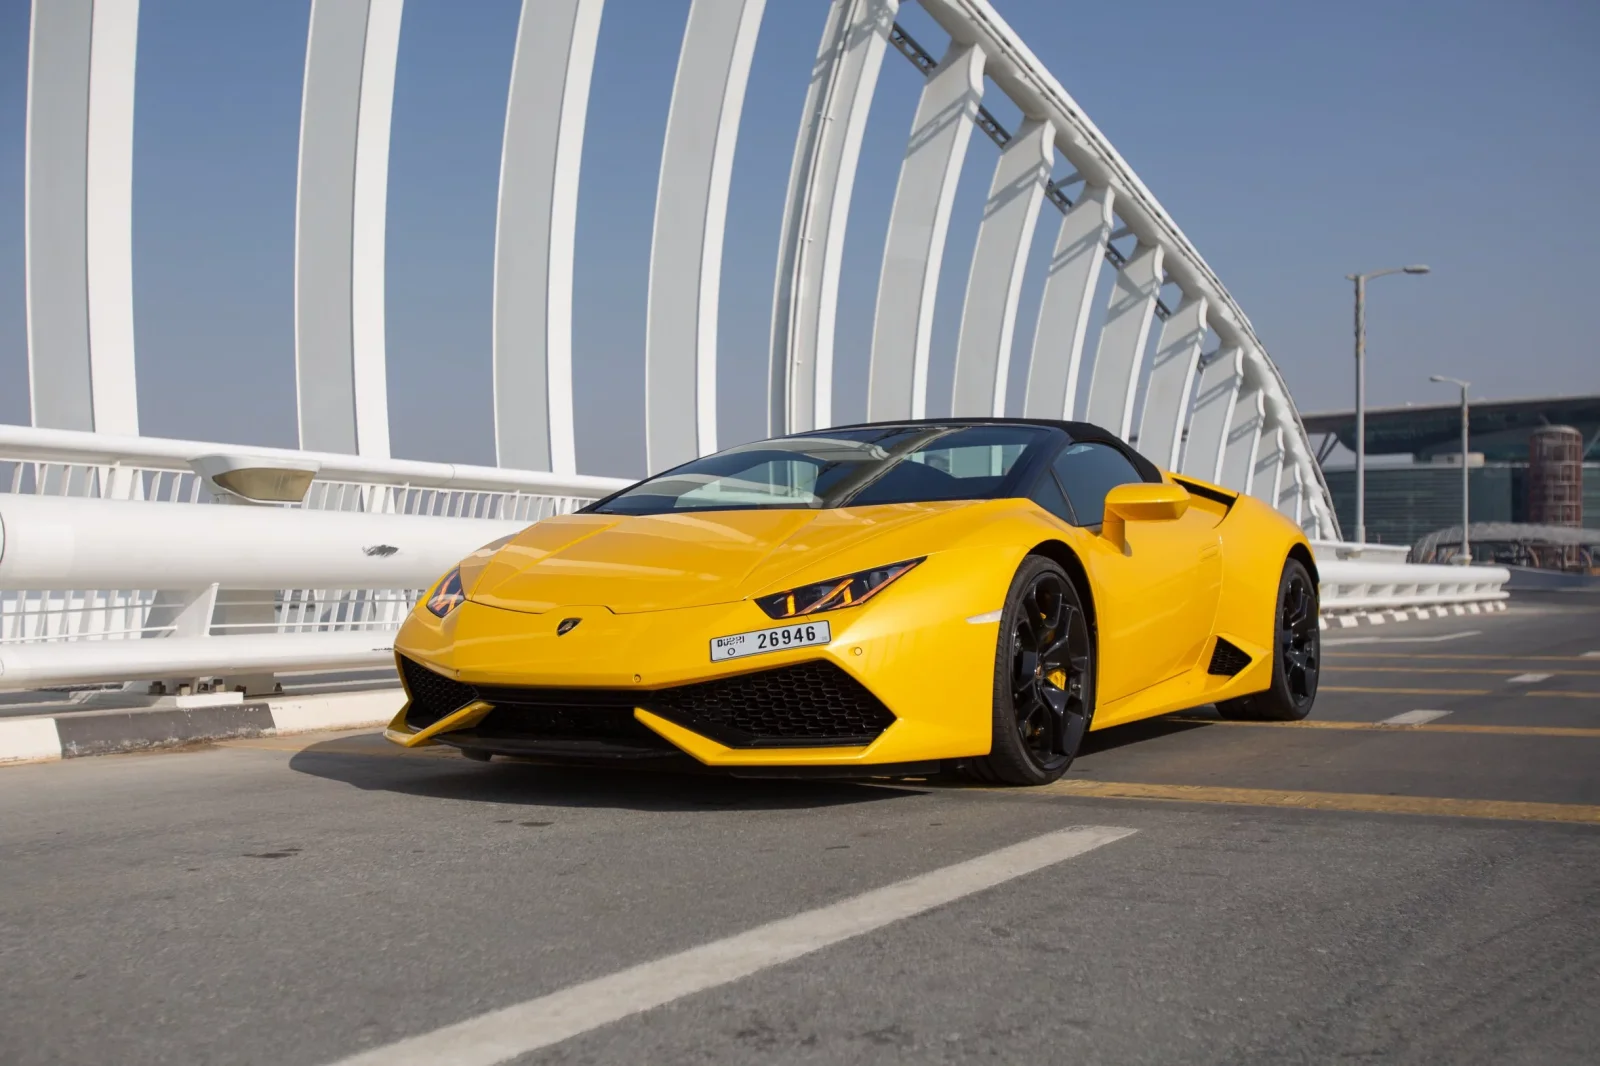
left=2, top=592, right=1597, bottom=1065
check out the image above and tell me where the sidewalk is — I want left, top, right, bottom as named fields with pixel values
left=0, top=686, right=403, bottom=765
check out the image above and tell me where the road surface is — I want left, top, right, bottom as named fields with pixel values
left=2, top=592, right=1596, bottom=1065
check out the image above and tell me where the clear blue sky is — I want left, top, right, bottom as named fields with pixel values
left=1, top=0, right=1596, bottom=478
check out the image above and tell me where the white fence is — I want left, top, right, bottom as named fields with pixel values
left=1315, top=559, right=1511, bottom=617
left=0, top=426, right=1511, bottom=692
left=1309, top=540, right=1412, bottom=563
left=0, top=425, right=627, bottom=660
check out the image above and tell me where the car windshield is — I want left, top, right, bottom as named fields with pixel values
left=591, top=425, right=1052, bottom=515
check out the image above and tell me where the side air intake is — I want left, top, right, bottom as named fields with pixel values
left=1207, top=638, right=1251, bottom=677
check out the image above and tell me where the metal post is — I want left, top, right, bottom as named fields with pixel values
left=1353, top=274, right=1366, bottom=544
left=1460, top=384, right=1470, bottom=562
left=1346, top=264, right=1429, bottom=547
left=1430, top=373, right=1471, bottom=563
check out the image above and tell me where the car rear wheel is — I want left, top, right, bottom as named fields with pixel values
left=1217, top=557, right=1319, bottom=722
left=967, top=556, right=1095, bottom=786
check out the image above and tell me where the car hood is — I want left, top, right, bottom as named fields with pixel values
left=466, top=504, right=959, bottom=615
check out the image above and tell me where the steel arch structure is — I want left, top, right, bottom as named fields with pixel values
left=21, top=0, right=1338, bottom=538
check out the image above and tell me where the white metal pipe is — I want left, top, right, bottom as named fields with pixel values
left=0, top=424, right=630, bottom=498
left=0, top=494, right=529, bottom=591
left=493, top=0, right=605, bottom=474
left=0, top=631, right=394, bottom=691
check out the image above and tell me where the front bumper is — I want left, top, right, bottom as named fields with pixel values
left=388, top=552, right=1011, bottom=768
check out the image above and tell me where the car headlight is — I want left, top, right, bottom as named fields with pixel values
left=424, top=534, right=521, bottom=619
left=425, top=567, right=466, bottom=618
left=754, top=558, right=923, bottom=620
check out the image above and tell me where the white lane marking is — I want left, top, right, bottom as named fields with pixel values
left=323, top=826, right=1137, bottom=1066
left=1323, top=630, right=1482, bottom=647
left=1507, top=673, right=1552, bottom=684
left=966, top=609, right=1003, bottom=624
left=1583, top=652, right=1600, bottom=659
left=1379, top=709, right=1452, bottom=726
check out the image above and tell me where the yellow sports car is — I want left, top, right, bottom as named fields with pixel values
left=387, top=419, right=1320, bottom=785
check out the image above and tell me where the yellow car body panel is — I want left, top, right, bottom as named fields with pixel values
left=389, top=457, right=1312, bottom=770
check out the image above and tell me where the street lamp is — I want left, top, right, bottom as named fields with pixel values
left=1429, top=374, right=1472, bottom=563
left=1347, top=264, right=1430, bottom=544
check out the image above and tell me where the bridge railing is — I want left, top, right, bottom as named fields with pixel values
left=0, top=426, right=1512, bottom=692
left=1315, top=559, right=1511, bottom=618
left=0, top=425, right=626, bottom=671
left=1309, top=540, right=1413, bottom=563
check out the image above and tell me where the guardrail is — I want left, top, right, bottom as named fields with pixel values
left=1316, top=559, right=1511, bottom=621
left=0, top=426, right=628, bottom=674
left=1309, top=539, right=1412, bottom=563
left=0, top=426, right=1513, bottom=691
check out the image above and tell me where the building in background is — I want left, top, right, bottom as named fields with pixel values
left=1302, top=395, right=1600, bottom=547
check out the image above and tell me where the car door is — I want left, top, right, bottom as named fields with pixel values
left=1037, top=442, right=1222, bottom=704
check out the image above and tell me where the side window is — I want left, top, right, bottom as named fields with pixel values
left=1027, top=469, right=1075, bottom=524
left=1052, top=442, right=1143, bottom=526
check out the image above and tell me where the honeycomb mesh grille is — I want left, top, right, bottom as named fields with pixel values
left=400, top=657, right=895, bottom=749
left=1207, top=638, right=1252, bottom=677
left=400, top=656, right=479, bottom=729
left=650, top=661, right=895, bottom=747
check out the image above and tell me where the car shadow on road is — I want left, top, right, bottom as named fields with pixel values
left=286, top=735, right=925, bottom=813
left=1077, top=713, right=1214, bottom=757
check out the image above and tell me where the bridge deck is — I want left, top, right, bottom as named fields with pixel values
left=1, top=592, right=1596, bottom=1065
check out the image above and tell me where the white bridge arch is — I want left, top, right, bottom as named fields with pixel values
left=22, top=0, right=1337, bottom=538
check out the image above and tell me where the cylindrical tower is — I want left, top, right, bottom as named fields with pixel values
left=1526, top=425, right=1583, bottom=527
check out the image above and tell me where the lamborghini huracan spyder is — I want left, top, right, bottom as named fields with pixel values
left=387, top=419, right=1320, bottom=785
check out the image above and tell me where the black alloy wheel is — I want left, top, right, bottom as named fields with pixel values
left=1218, top=557, right=1319, bottom=722
left=969, top=556, right=1095, bottom=785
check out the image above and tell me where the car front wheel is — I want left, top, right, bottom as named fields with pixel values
left=967, top=555, right=1095, bottom=786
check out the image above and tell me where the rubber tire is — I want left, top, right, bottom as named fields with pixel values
left=460, top=748, right=493, bottom=762
left=965, top=555, right=1094, bottom=786
left=1217, top=557, right=1319, bottom=722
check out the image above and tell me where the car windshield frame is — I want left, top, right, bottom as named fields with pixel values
left=584, top=424, right=1060, bottom=516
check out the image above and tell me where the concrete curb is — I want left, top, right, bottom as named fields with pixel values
left=1319, top=599, right=1508, bottom=630
left=0, top=689, right=403, bottom=767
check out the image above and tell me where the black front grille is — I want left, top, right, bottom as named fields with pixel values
left=648, top=661, right=896, bottom=748
left=1207, top=638, right=1252, bottom=676
left=398, top=656, right=895, bottom=751
left=400, top=656, right=479, bottom=728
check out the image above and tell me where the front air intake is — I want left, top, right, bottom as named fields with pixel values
left=398, top=656, right=896, bottom=751
left=399, top=656, right=479, bottom=729
left=647, top=660, right=896, bottom=748
left=1207, top=638, right=1252, bottom=677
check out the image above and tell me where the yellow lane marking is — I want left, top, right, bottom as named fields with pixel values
left=1030, top=779, right=1600, bottom=825
left=1321, top=685, right=1597, bottom=699
left=1321, top=685, right=1490, bottom=695
left=1167, top=717, right=1600, bottom=738
left=1326, top=665, right=1600, bottom=676
left=1326, top=652, right=1597, bottom=663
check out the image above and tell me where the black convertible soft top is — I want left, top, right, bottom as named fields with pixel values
left=810, top=417, right=1164, bottom=485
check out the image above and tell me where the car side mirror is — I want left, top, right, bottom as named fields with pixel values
left=1101, top=482, right=1190, bottom=552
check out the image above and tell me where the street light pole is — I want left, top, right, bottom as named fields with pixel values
left=1430, top=374, right=1472, bottom=563
left=1352, top=274, right=1367, bottom=543
left=1345, top=264, right=1430, bottom=545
